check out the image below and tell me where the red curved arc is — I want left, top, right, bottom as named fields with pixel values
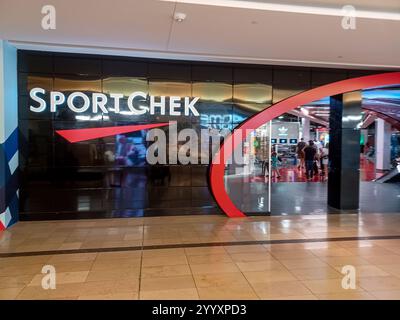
left=210, top=72, right=400, bottom=218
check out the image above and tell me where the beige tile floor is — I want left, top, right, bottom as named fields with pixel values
left=0, top=213, right=400, bottom=299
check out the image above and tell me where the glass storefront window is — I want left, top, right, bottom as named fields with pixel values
left=103, top=77, right=148, bottom=97
left=192, top=82, right=232, bottom=103
left=149, top=80, right=191, bottom=97
left=233, top=83, right=272, bottom=104
left=225, top=122, right=272, bottom=214
left=27, top=75, right=53, bottom=91
left=54, top=77, right=102, bottom=92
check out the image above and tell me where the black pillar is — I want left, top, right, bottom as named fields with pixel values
left=328, top=91, right=362, bottom=210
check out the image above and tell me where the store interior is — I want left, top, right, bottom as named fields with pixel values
left=225, top=86, right=400, bottom=215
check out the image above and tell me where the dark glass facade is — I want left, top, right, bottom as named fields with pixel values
left=18, top=50, right=377, bottom=220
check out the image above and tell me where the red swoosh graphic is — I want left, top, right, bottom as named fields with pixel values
left=210, top=72, right=400, bottom=218
left=56, top=123, right=170, bottom=143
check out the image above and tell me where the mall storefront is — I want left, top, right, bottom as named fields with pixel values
left=2, top=46, right=398, bottom=226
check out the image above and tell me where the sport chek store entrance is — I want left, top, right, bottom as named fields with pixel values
left=19, top=50, right=394, bottom=220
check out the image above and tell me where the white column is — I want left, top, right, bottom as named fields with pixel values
left=0, top=40, right=18, bottom=230
left=375, top=118, right=391, bottom=170
left=301, top=118, right=310, bottom=142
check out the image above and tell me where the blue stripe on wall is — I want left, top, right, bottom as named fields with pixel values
left=4, top=127, right=18, bottom=162
left=0, top=128, right=19, bottom=227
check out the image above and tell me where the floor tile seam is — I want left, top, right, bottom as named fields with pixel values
left=2, top=235, right=400, bottom=258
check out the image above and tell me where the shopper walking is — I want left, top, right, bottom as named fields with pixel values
left=303, top=140, right=317, bottom=180
left=271, top=151, right=281, bottom=179
left=314, top=139, right=323, bottom=153
left=262, top=141, right=270, bottom=177
left=296, top=138, right=306, bottom=170
left=321, top=142, right=329, bottom=180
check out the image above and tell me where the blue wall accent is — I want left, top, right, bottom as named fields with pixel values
left=0, top=41, right=18, bottom=229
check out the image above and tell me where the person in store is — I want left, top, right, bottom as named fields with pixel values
left=321, top=142, right=329, bottom=180
left=314, top=139, right=323, bottom=152
left=271, top=150, right=281, bottom=179
left=303, top=140, right=317, bottom=180
left=313, top=139, right=323, bottom=176
left=296, top=138, right=306, bottom=171
left=262, top=141, right=270, bottom=177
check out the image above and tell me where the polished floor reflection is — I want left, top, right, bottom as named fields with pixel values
left=227, top=180, right=400, bottom=215
left=246, top=156, right=382, bottom=183
left=226, top=153, right=399, bottom=215
left=1, top=214, right=400, bottom=299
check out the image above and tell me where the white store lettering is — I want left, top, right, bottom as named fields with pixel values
left=29, top=88, right=200, bottom=116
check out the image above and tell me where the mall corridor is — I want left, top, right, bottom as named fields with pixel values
left=1, top=214, right=400, bottom=300
left=1, top=0, right=400, bottom=309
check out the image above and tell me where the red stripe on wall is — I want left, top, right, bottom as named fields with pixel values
left=56, top=123, right=170, bottom=143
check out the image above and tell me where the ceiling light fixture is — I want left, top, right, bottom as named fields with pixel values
left=174, top=12, right=187, bottom=22
left=161, top=0, right=400, bottom=21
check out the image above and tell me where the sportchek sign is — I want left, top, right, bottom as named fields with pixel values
left=29, top=88, right=200, bottom=143
left=29, top=88, right=200, bottom=117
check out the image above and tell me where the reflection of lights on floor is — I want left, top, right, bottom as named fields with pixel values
left=258, top=197, right=264, bottom=209
left=240, top=158, right=381, bottom=182
left=281, top=220, right=291, bottom=228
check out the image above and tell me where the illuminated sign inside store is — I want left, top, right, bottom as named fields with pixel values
left=29, top=88, right=200, bottom=116
left=277, top=126, right=289, bottom=136
left=271, top=122, right=299, bottom=142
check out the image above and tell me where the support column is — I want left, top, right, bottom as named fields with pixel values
left=0, top=40, right=18, bottom=230
left=375, top=118, right=391, bottom=171
left=328, top=91, right=362, bottom=210
left=301, top=117, right=310, bottom=142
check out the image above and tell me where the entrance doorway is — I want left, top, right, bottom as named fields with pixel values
left=223, top=85, right=400, bottom=216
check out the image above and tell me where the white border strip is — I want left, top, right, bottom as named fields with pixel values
left=162, top=0, right=400, bottom=21
left=9, top=40, right=400, bottom=70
